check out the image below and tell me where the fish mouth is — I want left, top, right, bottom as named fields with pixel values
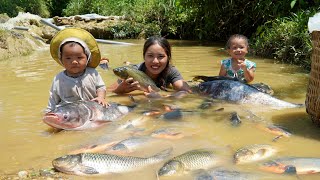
left=43, top=113, right=80, bottom=130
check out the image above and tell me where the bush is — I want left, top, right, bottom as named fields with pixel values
left=252, top=10, right=315, bottom=70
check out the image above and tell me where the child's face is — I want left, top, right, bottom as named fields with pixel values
left=144, top=43, right=168, bottom=78
left=227, top=38, right=248, bottom=60
left=61, top=43, right=88, bottom=77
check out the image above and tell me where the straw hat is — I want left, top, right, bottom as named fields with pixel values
left=50, top=28, right=101, bottom=68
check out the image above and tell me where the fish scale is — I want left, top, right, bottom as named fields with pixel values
left=158, top=149, right=220, bottom=176
left=52, top=148, right=172, bottom=175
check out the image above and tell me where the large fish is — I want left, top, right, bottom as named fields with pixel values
left=260, top=157, right=320, bottom=174
left=52, top=148, right=172, bottom=175
left=158, top=149, right=221, bottom=176
left=194, top=168, right=258, bottom=180
left=198, top=80, right=303, bottom=108
left=43, top=100, right=135, bottom=130
left=233, top=144, right=277, bottom=164
left=113, top=66, right=160, bottom=91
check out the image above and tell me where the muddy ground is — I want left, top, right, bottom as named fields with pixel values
left=0, top=12, right=127, bottom=61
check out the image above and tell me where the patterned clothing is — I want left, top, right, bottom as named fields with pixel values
left=132, top=63, right=183, bottom=88
left=221, top=58, right=256, bottom=82
left=46, top=67, right=106, bottom=112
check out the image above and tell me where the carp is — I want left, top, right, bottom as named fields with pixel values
left=198, top=80, right=303, bottom=108
left=43, top=100, right=135, bottom=130
left=113, top=66, right=160, bottom=91
left=233, top=144, right=277, bottom=164
left=260, top=157, right=320, bottom=174
left=158, top=149, right=221, bottom=176
left=52, top=148, right=172, bottom=175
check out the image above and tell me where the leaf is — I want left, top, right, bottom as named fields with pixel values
left=290, top=0, right=297, bottom=8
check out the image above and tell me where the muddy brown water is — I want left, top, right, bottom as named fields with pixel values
left=0, top=39, right=318, bottom=180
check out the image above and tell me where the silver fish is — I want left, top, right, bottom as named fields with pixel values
left=234, top=144, right=277, bottom=164
left=198, top=80, right=303, bottom=109
left=261, top=157, right=320, bottom=174
left=43, top=100, right=135, bottom=130
left=158, top=149, right=221, bottom=176
left=52, top=148, right=172, bottom=175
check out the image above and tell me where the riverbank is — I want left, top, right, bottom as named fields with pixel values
left=0, top=12, right=135, bottom=61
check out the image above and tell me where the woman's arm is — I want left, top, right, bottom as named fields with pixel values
left=109, top=78, right=141, bottom=94
left=172, top=79, right=192, bottom=93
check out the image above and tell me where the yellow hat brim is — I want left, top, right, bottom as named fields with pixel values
left=50, top=28, right=101, bottom=68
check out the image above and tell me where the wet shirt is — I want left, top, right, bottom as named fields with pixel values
left=221, top=58, right=256, bottom=82
left=132, top=63, right=183, bottom=88
left=46, top=67, right=106, bottom=113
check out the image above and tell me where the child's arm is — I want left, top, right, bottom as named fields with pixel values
left=218, top=65, right=227, bottom=76
left=92, top=89, right=109, bottom=107
left=239, top=62, right=254, bottom=82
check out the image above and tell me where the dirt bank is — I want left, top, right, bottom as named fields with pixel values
left=0, top=12, right=131, bottom=61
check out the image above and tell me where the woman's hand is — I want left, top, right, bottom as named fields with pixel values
left=144, top=86, right=162, bottom=98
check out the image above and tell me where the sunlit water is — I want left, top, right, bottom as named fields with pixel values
left=0, top=39, right=318, bottom=180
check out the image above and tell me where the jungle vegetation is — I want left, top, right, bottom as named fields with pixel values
left=0, top=0, right=319, bottom=70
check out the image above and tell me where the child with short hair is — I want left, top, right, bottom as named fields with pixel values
left=218, top=34, right=256, bottom=83
left=46, top=28, right=108, bottom=113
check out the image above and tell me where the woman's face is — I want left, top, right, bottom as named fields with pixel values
left=144, top=43, right=168, bottom=79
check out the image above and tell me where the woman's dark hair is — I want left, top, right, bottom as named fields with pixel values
left=225, top=34, right=249, bottom=49
left=143, top=36, right=172, bottom=88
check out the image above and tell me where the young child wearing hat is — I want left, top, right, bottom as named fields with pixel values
left=45, top=28, right=109, bottom=113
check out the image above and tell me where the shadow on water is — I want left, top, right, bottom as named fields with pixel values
left=271, top=111, right=320, bottom=140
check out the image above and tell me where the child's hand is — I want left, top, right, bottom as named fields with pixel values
left=238, top=60, right=247, bottom=70
left=91, top=97, right=110, bottom=107
left=144, top=86, right=162, bottom=99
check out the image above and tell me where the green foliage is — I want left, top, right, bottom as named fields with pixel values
left=252, top=10, right=315, bottom=70
left=0, top=0, right=50, bottom=17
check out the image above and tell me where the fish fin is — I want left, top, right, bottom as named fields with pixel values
left=151, top=148, right=173, bottom=160
left=272, top=135, right=283, bottom=142
left=79, top=165, right=99, bottom=174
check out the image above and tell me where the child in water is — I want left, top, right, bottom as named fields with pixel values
left=218, top=34, right=256, bottom=83
left=45, top=28, right=108, bottom=113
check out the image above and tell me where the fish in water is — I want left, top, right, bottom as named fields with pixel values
left=106, top=136, right=154, bottom=154
left=257, top=124, right=292, bottom=142
left=43, top=100, right=135, bottom=130
left=260, top=157, right=320, bottom=174
left=193, top=168, right=258, bottom=180
left=113, top=66, right=160, bottom=92
left=158, top=149, right=221, bottom=176
left=52, top=148, right=172, bottom=175
left=230, top=111, right=241, bottom=127
left=150, top=127, right=184, bottom=139
left=233, top=144, right=277, bottom=164
left=193, top=75, right=274, bottom=95
left=198, top=80, right=303, bottom=108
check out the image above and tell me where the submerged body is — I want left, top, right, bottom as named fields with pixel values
left=43, top=100, right=134, bottom=130
left=158, top=149, right=221, bottom=176
left=261, top=157, right=320, bottom=174
left=52, top=148, right=172, bottom=175
left=198, top=80, right=303, bottom=108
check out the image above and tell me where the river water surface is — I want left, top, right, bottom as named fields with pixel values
left=0, top=39, right=318, bottom=180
